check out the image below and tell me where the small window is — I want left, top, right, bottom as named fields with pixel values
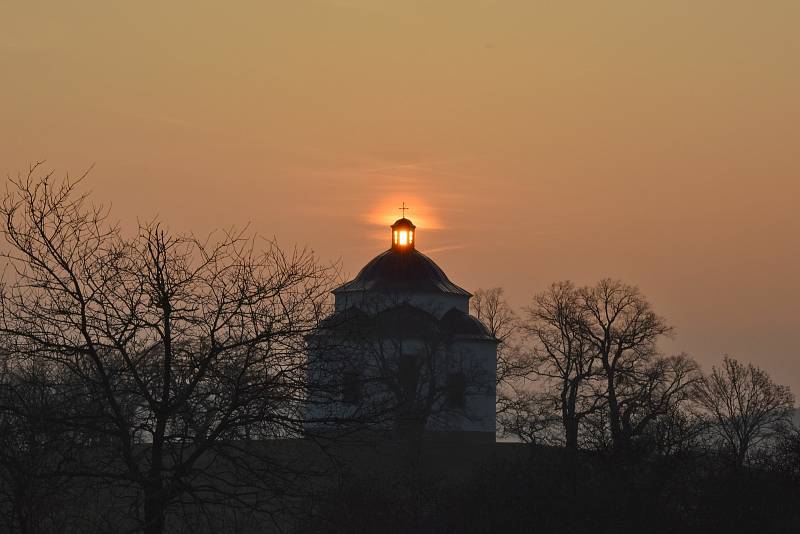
left=398, top=354, right=418, bottom=401
left=446, top=372, right=466, bottom=409
left=341, top=370, right=362, bottom=405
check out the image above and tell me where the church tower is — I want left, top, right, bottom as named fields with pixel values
left=306, top=214, right=497, bottom=442
left=390, top=217, right=415, bottom=249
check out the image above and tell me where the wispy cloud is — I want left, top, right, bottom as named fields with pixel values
left=424, top=243, right=470, bottom=254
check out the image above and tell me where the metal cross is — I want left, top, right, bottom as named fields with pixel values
left=398, top=202, right=409, bottom=217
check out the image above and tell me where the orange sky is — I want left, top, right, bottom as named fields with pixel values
left=2, top=1, right=799, bottom=392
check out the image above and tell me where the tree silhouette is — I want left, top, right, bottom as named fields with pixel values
left=470, top=288, right=535, bottom=439
left=695, top=356, right=795, bottom=467
left=0, top=165, right=335, bottom=533
left=520, top=281, right=600, bottom=450
left=577, top=279, right=673, bottom=454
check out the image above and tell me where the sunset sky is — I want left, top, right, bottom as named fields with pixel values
left=2, top=1, right=799, bottom=391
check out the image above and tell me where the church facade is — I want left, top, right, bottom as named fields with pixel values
left=306, top=217, right=497, bottom=442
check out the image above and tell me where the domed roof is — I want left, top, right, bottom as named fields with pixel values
left=318, top=305, right=370, bottom=331
left=391, top=217, right=416, bottom=228
left=334, top=248, right=470, bottom=296
left=440, top=308, right=495, bottom=340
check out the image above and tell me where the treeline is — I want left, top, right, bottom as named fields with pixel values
left=473, top=284, right=798, bottom=469
left=0, top=167, right=337, bottom=533
left=308, top=289, right=800, bottom=534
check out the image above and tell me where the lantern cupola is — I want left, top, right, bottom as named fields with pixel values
left=391, top=217, right=416, bottom=251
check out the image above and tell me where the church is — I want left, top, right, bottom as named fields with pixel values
left=306, top=215, right=497, bottom=442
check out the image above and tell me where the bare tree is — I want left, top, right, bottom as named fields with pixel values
left=0, top=353, right=85, bottom=534
left=498, top=280, right=686, bottom=455
left=471, top=288, right=529, bottom=386
left=493, top=390, right=561, bottom=445
left=613, top=353, right=702, bottom=455
left=0, top=166, right=335, bottom=533
left=470, top=288, right=536, bottom=440
left=769, top=420, right=800, bottom=478
left=471, top=288, right=515, bottom=345
left=694, top=356, right=795, bottom=467
left=577, top=279, right=673, bottom=453
left=520, top=281, right=600, bottom=451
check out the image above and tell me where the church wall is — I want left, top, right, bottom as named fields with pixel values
left=425, top=338, right=497, bottom=436
left=305, top=332, right=496, bottom=439
left=306, top=337, right=440, bottom=433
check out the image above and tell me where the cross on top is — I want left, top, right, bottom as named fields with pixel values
left=398, top=202, right=409, bottom=218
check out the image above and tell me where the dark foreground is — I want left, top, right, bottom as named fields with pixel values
left=3, top=438, right=799, bottom=534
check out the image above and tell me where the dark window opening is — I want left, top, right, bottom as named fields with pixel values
left=341, top=370, right=362, bottom=405
left=446, top=372, right=466, bottom=409
left=398, top=354, right=419, bottom=402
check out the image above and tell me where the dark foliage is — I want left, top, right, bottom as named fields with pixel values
left=304, top=443, right=800, bottom=534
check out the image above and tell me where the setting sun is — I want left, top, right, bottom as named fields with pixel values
left=366, top=198, right=441, bottom=233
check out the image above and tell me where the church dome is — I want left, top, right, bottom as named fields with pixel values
left=334, top=248, right=471, bottom=296
left=392, top=217, right=414, bottom=227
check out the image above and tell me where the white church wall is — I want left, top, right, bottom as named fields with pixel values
left=425, top=339, right=497, bottom=435
left=305, top=330, right=496, bottom=438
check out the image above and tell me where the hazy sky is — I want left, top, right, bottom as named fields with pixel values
left=2, top=1, right=799, bottom=391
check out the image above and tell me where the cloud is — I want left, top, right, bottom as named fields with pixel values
left=424, top=243, right=470, bottom=254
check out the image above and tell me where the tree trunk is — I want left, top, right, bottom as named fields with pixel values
left=143, top=482, right=166, bottom=534
left=563, top=382, right=579, bottom=451
left=734, top=438, right=749, bottom=469
left=144, top=426, right=167, bottom=534
left=561, top=377, right=583, bottom=452
left=606, top=372, right=624, bottom=452
left=564, top=417, right=579, bottom=451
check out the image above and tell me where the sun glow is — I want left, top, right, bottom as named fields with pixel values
left=366, top=198, right=441, bottom=230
